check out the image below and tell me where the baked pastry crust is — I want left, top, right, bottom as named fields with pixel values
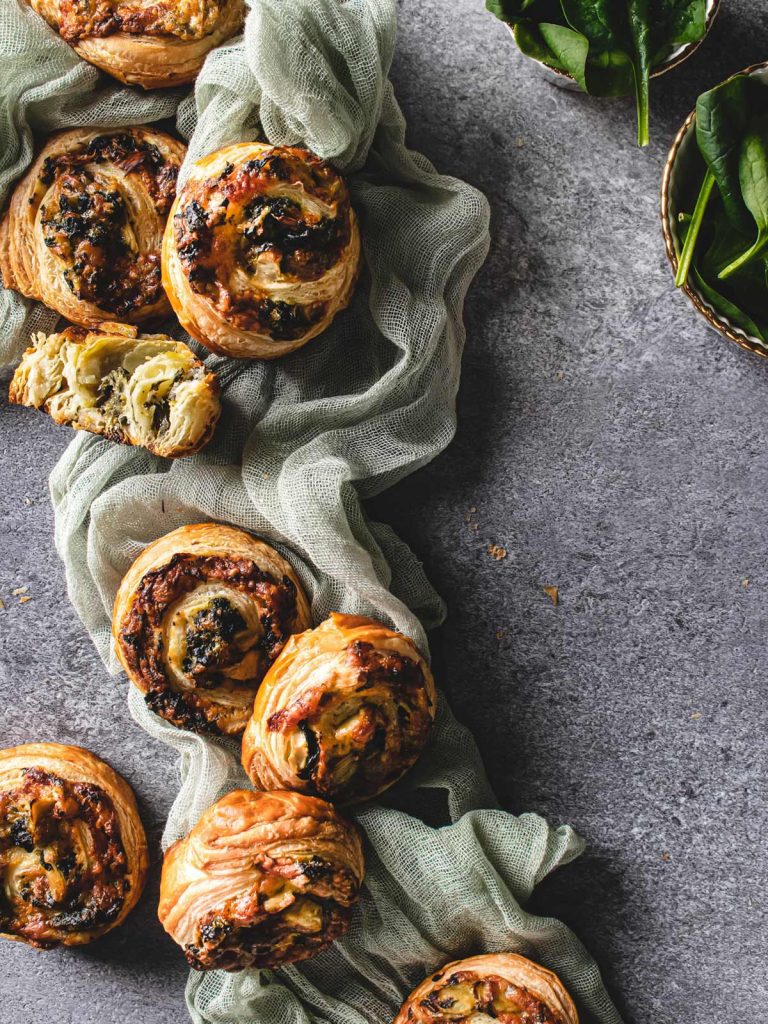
left=25, top=0, right=244, bottom=89
left=0, top=742, right=148, bottom=949
left=113, top=523, right=312, bottom=736
left=393, top=954, right=579, bottom=1024
left=9, top=322, right=221, bottom=459
left=158, top=789, right=364, bottom=971
left=242, top=613, right=436, bottom=804
left=0, top=127, right=185, bottom=327
left=162, top=142, right=361, bottom=359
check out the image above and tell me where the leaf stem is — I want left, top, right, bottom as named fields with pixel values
left=675, top=168, right=716, bottom=288
left=635, top=70, right=650, bottom=148
left=719, top=234, right=768, bottom=280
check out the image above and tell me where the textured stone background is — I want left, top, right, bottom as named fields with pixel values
left=1, top=0, right=768, bottom=1022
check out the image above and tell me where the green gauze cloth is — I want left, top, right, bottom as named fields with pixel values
left=0, top=1, right=623, bottom=1022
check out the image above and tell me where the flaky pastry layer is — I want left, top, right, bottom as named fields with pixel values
left=10, top=322, right=221, bottom=458
left=159, top=789, right=364, bottom=971
left=113, top=523, right=312, bottom=736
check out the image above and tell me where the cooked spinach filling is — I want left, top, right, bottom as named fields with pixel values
left=182, top=596, right=247, bottom=676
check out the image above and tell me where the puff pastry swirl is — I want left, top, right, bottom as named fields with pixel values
left=242, top=613, right=436, bottom=805
left=162, top=143, right=361, bottom=359
left=113, top=524, right=312, bottom=736
left=24, top=0, right=244, bottom=89
left=0, top=743, right=148, bottom=949
left=0, top=127, right=185, bottom=327
left=10, top=322, right=221, bottom=459
left=393, top=954, right=579, bottom=1024
left=158, top=789, right=364, bottom=971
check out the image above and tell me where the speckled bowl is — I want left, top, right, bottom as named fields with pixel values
left=506, top=0, right=720, bottom=92
left=661, top=60, right=768, bottom=359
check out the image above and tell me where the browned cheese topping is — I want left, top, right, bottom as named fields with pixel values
left=36, top=132, right=178, bottom=316
left=0, top=768, right=128, bottom=946
left=51, top=0, right=228, bottom=43
left=173, top=147, right=352, bottom=341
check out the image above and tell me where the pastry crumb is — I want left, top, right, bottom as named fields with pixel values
left=18, top=596, right=31, bottom=604
left=741, top=577, right=750, bottom=588
left=516, top=136, right=525, bottom=148
left=660, top=851, right=671, bottom=862
left=691, top=711, right=701, bottom=720
left=488, top=544, right=507, bottom=561
left=543, top=585, right=559, bottom=605
left=0, top=599, right=5, bottom=611
left=11, top=586, right=28, bottom=596
left=495, top=628, right=506, bottom=640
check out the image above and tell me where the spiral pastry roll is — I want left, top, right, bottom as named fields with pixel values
left=393, top=954, right=579, bottom=1024
left=9, top=322, right=221, bottom=458
left=0, top=743, right=148, bottom=949
left=242, top=613, right=436, bottom=805
left=113, top=524, right=312, bottom=736
left=158, top=789, right=364, bottom=971
left=162, top=143, right=361, bottom=359
left=23, top=0, right=244, bottom=89
left=0, top=127, right=185, bottom=327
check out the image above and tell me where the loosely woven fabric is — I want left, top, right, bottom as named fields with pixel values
left=0, top=1, right=622, bottom=1023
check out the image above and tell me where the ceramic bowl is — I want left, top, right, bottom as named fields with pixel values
left=661, top=60, right=768, bottom=359
left=506, top=0, right=721, bottom=92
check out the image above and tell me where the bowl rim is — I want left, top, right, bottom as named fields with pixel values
left=660, top=59, right=768, bottom=360
left=504, top=0, right=721, bottom=86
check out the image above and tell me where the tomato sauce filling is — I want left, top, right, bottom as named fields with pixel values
left=119, top=553, right=301, bottom=733
left=0, top=768, right=128, bottom=947
left=184, top=854, right=359, bottom=971
left=267, top=640, right=433, bottom=801
left=173, top=148, right=352, bottom=340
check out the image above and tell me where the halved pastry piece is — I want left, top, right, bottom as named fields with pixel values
left=23, top=0, right=244, bottom=89
left=394, top=953, right=579, bottom=1024
left=242, top=613, right=437, bottom=805
left=9, top=322, right=221, bottom=459
left=0, top=742, right=148, bottom=949
left=158, top=789, right=364, bottom=971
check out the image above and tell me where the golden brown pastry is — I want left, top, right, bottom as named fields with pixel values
left=162, top=142, right=361, bottom=359
left=9, top=322, right=221, bottom=459
left=24, top=0, right=244, bottom=89
left=113, top=523, right=312, bottom=736
left=393, top=954, right=579, bottom=1024
left=158, top=789, right=364, bottom=971
left=0, top=743, right=148, bottom=949
left=242, top=613, right=436, bottom=805
left=0, top=127, right=185, bottom=327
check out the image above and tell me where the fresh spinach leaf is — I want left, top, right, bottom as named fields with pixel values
left=719, top=125, right=768, bottom=279
left=695, top=75, right=761, bottom=234
left=538, top=22, right=590, bottom=89
left=487, top=0, right=708, bottom=146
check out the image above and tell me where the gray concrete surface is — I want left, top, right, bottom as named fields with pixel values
left=2, top=0, right=768, bottom=1021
